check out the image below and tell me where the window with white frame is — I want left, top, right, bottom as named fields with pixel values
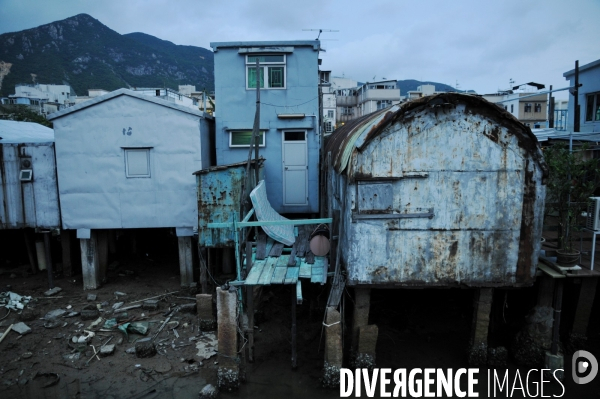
left=327, top=110, right=334, bottom=118
left=124, top=148, right=151, bottom=178
left=246, top=55, right=285, bottom=89
left=586, top=92, right=600, bottom=122
left=324, top=121, right=333, bottom=133
left=229, top=130, right=266, bottom=147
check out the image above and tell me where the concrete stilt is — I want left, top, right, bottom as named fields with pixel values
left=356, top=324, right=378, bottom=370
left=216, top=286, right=239, bottom=391
left=352, top=288, right=370, bottom=352
left=79, top=229, right=100, bottom=290
left=468, top=287, right=493, bottom=366
left=61, top=229, right=72, bottom=277
left=178, top=236, right=194, bottom=287
left=196, top=293, right=216, bottom=331
left=323, top=307, right=343, bottom=388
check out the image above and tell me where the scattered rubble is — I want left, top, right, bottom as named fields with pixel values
left=44, top=286, right=62, bottom=296
left=11, top=322, right=32, bottom=335
left=135, top=338, right=156, bottom=358
left=1, top=292, right=31, bottom=310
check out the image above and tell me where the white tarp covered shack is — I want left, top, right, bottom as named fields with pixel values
left=48, top=88, right=214, bottom=289
left=0, top=120, right=59, bottom=230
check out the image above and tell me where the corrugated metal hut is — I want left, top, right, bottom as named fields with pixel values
left=325, top=93, right=547, bottom=288
left=0, top=120, right=59, bottom=230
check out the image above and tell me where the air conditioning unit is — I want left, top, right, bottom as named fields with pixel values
left=587, top=197, right=600, bottom=231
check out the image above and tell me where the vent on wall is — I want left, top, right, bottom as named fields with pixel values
left=587, top=197, right=600, bottom=231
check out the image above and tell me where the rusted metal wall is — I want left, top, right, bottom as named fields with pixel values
left=326, top=94, right=546, bottom=287
left=0, top=142, right=60, bottom=229
left=196, top=160, right=264, bottom=247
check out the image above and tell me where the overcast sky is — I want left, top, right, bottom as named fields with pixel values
left=1, top=0, right=598, bottom=99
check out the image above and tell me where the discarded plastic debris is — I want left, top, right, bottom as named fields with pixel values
left=128, top=322, right=149, bottom=335
left=86, top=317, right=104, bottom=330
left=87, top=294, right=97, bottom=301
left=63, top=353, right=80, bottom=361
left=43, top=319, right=62, bottom=329
left=1, top=292, right=32, bottom=311
left=44, top=309, right=67, bottom=320
left=44, top=287, right=62, bottom=297
left=114, top=312, right=128, bottom=322
left=12, top=322, right=32, bottom=335
left=195, top=332, right=218, bottom=360
left=112, top=302, right=124, bottom=311
left=103, top=319, right=118, bottom=329
left=199, top=383, right=219, bottom=399
left=114, top=292, right=127, bottom=297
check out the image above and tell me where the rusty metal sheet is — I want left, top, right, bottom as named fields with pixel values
left=327, top=93, right=546, bottom=288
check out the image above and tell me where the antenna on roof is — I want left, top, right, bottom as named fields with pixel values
left=302, top=28, right=339, bottom=40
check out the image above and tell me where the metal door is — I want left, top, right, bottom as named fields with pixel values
left=282, top=131, right=308, bottom=206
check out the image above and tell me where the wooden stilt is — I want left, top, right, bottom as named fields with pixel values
left=80, top=231, right=100, bottom=290
left=199, top=246, right=209, bottom=294
left=291, top=286, right=297, bottom=369
left=43, top=232, right=54, bottom=289
left=23, top=229, right=37, bottom=274
left=97, top=230, right=108, bottom=284
left=61, top=229, right=72, bottom=277
left=178, top=236, right=193, bottom=287
left=245, top=241, right=254, bottom=362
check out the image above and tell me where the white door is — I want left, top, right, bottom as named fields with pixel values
left=282, top=131, right=308, bottom=206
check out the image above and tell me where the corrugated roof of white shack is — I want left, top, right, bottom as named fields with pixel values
left=0, top=120, right=54, bottom=143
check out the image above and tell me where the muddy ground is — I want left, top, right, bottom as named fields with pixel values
left=0, top=229, right=599, bottom=398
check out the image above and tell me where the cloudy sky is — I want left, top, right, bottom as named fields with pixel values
left=1, top=0, right=598, bottom=98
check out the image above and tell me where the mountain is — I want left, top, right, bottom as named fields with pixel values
left=396, top=79, right=459, bottom=95
left=0, top=14, right=214, bottom=97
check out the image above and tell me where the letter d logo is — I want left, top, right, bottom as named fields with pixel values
left=572, top=350, right=598, bottom=384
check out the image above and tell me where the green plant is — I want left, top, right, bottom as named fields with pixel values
left=544, top=142, right=600, bottom=253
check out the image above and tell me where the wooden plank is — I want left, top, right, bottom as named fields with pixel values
left=296, top=229, right=307, bottom=257
left=299, top=262, right=312, bottom=278
left=257, top=257, right=279, bottom=285
left=287, top=245, right=297, bottom=266
left=269, top=242, right=284, bottom=257
left=264, top=237, right=275, bottom=258
left=244, top=261, right=265, bottom=285
left=296, top=280, right=303, bottom=305
left=327, top=273, right=346, bottom=307
left=311, top=263, right=323, bottom=283
left=271, top=267, right=288, bottom=284
left=537, top=263, right=566, bottom=279
left=284, top=267, right=300, bottom=285
left=256, top=233, right=267, bottom=260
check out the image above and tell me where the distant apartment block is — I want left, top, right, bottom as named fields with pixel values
left=320, top=71, right=336, bottom=134
left=331, top=77, right=400, bottom=125
left=1, top=83, right=76, bottom=115
left=483, top=85, right=549, bottom=129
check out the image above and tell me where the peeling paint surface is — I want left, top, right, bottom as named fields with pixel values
left=326, top=94, right=546, bottom=287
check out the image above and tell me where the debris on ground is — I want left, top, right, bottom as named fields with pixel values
left=44, top=286, right=63, bottom=296
left=11, top=322, right=32, bottom=335
left=1, top=292, right=32, bottom=310
left=199, top=383, right=219, bottom=399
left=135, top=337, right=156, bottom=358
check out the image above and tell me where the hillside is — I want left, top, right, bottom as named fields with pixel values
left=0, top=14, right=214, bottom=97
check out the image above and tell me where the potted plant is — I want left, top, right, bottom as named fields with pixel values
left=544, top=142, right=600, bottom=266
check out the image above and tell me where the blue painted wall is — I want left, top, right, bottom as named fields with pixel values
left=210, top=41, right=321, bottom=214
left=564, top=58, right=600, bottom=134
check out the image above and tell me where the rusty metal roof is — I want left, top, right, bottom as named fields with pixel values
left=325, top=93, right=547, bottom=177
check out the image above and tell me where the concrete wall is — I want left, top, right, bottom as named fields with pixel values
left=211, top=41, right=320, bottom=213
left=52, top=92, right=211, bottom=230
